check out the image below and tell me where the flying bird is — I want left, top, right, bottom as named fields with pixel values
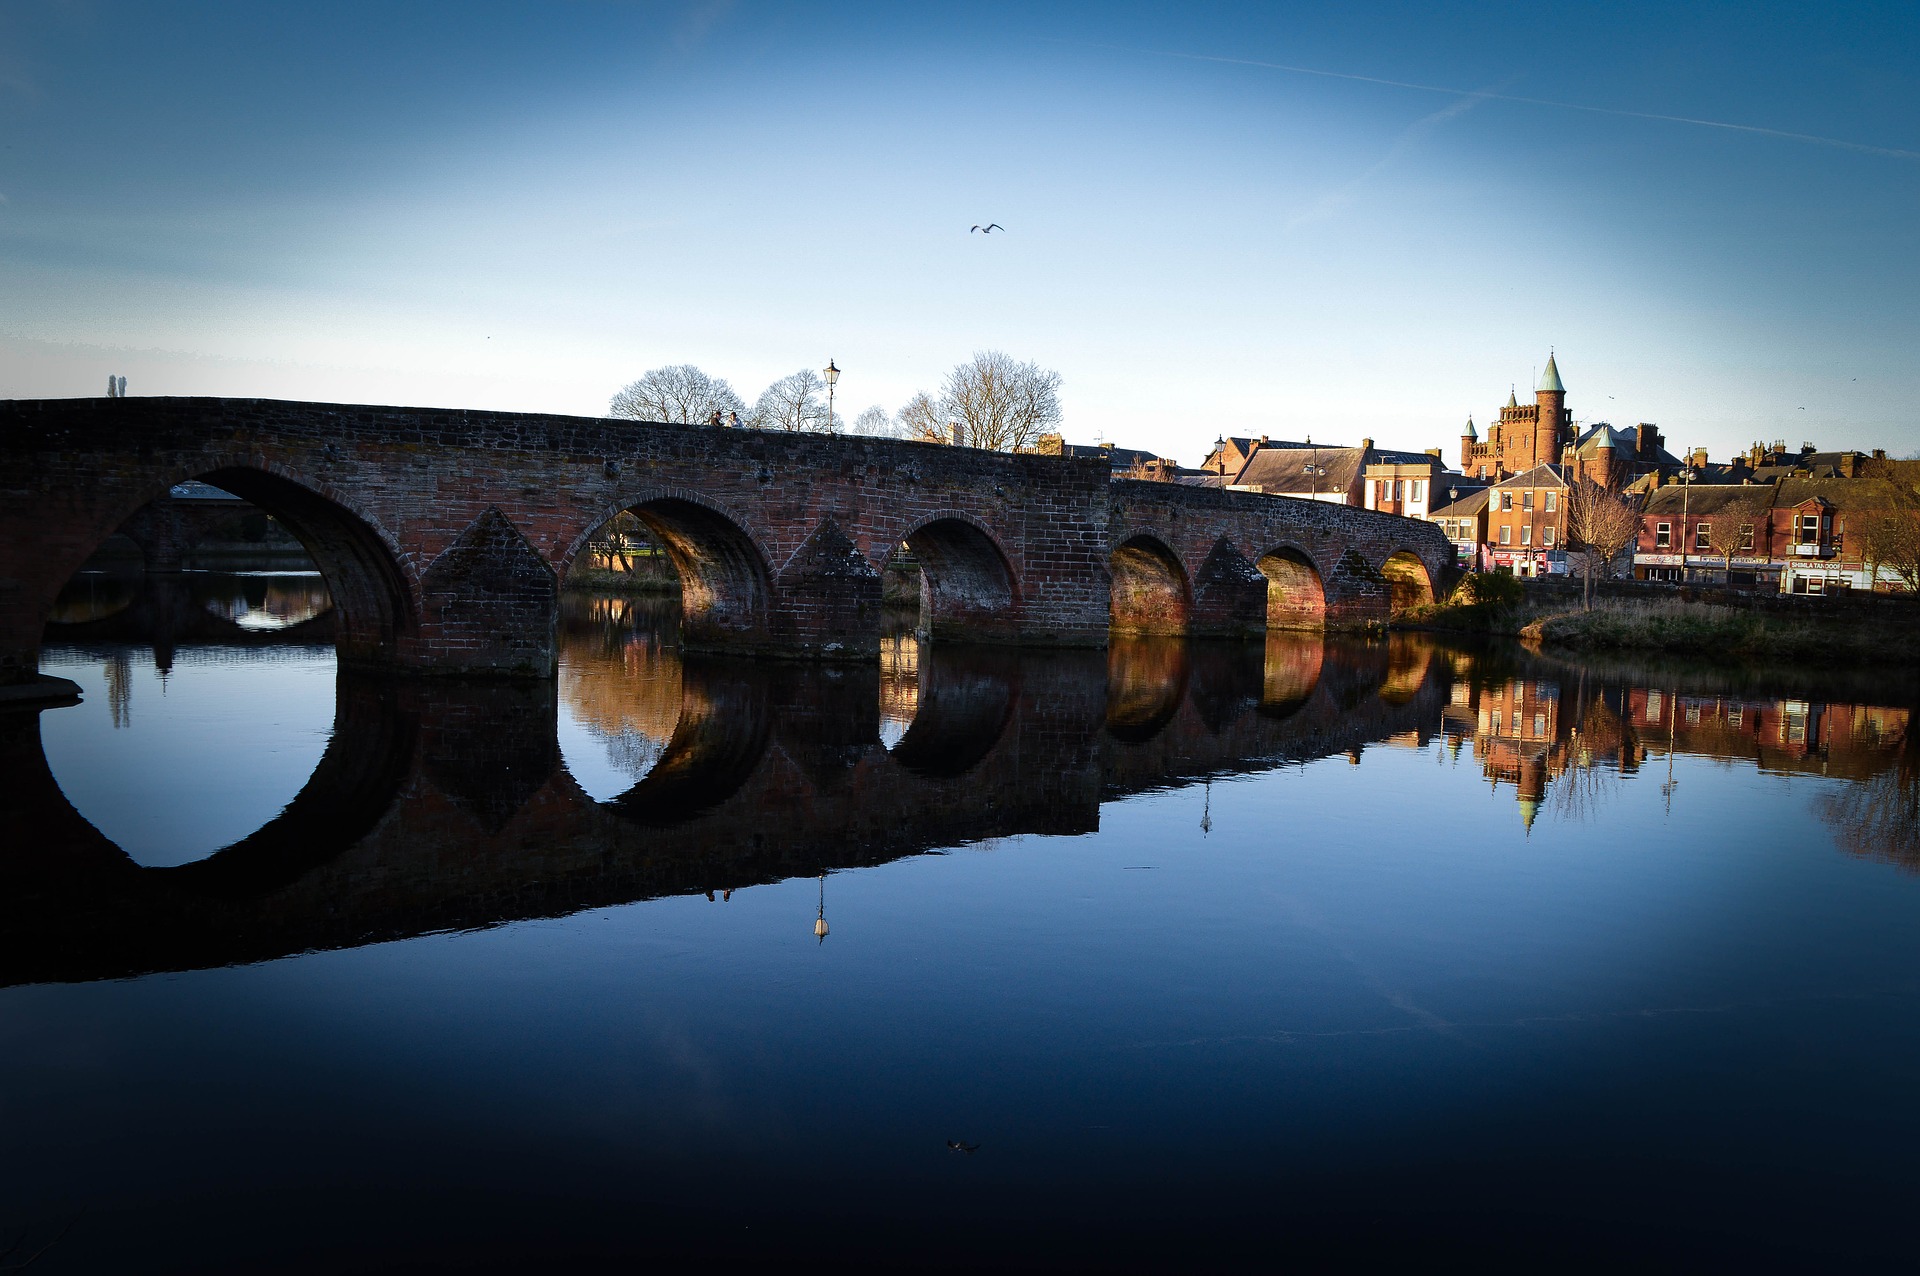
left=970, top=224, right=1004, bottom=233
left=946, top=1140, right=980, bottom=1154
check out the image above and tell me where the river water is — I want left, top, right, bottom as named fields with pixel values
left=6, top=573, right=1920, bottom=1270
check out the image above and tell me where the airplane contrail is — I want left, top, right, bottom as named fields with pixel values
left=1098, top=43, right=1920, bottom=163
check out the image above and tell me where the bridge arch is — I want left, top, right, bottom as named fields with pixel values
left=45, top=462, right=411, bottom=671
left=1109, top=535, right=1192, bottom=637
left=1381, top=550, right=1436, bottom=615
left=564, top=490, right=774, bottom=653
left=1255, top=544, right=1328, bottom=632
left=896, top=514, right=1021, bottom=645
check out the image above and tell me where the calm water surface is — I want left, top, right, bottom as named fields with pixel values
left=7, top=574, right=1920, bottom=1270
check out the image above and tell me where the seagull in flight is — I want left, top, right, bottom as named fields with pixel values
left=970, top=223, right=1004, bottom=233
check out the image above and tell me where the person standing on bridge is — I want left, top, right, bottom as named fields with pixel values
left=708, top=409, right=723, bottom=427
left=727, top=410, right=741, bottom=428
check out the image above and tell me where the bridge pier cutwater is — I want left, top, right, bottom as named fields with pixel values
left=0, top=397, right=1453, bottom=685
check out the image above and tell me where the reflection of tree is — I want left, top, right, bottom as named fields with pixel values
left=105, top=650, right=133, bottom=729
left=558, top=608, right=684, bottom=784
left=1819, top=757, right=1920, bottom=873
left=878, top=633, right=920, bottom=749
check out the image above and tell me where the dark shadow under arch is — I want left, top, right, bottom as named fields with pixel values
left=1110, top=536, right=1192, bottom=637
left=902, top=517, right=1020, bottom=645
left=193, top=467, right=411, bottom=670
left=625, top=498, right=772, bottom=652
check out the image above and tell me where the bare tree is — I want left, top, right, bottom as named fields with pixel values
left=1565, top=478, right=1642, bottom=609
left=1860, top=507, right=1920, bottom=592
left=895, top=391, right=944, bottom=441
left=851, top=404, right=897, bottom=438
left=899, top=351, right=1063, bottom=451
left=610, top=364, right=746, bottom=424
left=1698, top=492, right=1773, bottom=586
left=751, top=368, right=831, bottom=432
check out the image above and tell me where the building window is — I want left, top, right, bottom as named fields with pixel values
left=1522, top=491, right=1534, bottom=511
left=1656, top=522, right=1671, bottom=548
left=1499, top=525, right=1512, bottom=545
left=1544, top=492, right=1557, bottom=512
left=1501, top=492, right=1514, bottom=512
left=1696, top=523, right=1711, bottom=550
left=1543, top=525, right=1556, bottom=546
left=1533, top=713, right=1546, bottom=737
left=1739, top=523, right=1755, bottom=552
left=1492, top=711, right=1502, bottom=735
left=1729, top=708, right=1743, bottom=728
left=1411, top=480, right=1424, bottom=502
left=1521, top=524, right=1532, bottom=545
left=1393, top=479, right=1404, bottom=501
left=1798, top=513, right=1821, bottom=543
left=1647, top=690, right=1663, bottom=721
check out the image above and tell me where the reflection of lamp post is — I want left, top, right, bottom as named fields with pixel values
left=813, top=872, right=829, bottom=943
left=1308, top=433, right=1317, bottom=502
left=823, top=359, right=840, bottom=434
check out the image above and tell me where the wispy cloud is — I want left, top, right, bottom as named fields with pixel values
left=1074, top=41, right=1920, bottom=163
left=1288, top=85, right=1497, bottom=227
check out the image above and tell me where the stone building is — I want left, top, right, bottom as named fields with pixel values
left=1460, top=354, right=1572, bottom=482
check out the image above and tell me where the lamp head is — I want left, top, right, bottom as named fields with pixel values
left=823, top=359, right=840, bottom=388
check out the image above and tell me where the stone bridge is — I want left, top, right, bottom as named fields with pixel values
left=0, top=397, right=1455, bottom=683
left=0, top=636, right=1452, bottom=986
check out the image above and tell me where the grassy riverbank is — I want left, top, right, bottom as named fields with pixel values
left=1401, top=591, right=1920, bottom=665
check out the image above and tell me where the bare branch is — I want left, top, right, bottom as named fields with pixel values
left=609, top=365, right=746, bottom=425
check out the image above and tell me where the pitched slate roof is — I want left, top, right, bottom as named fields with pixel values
left=1429, top=487, right=1491, bottom=519
left=1232, top=445, right=1366, bottom=496
left=1639, top=483, right=1777, bottom=517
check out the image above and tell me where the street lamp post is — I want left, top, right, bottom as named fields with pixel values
left=823, top=359, right=840, bottom=433
left=1678, top=458, right=1693, bottom=585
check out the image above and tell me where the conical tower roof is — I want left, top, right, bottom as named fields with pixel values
left=1507, top=387, right=1518, bottom=409
left=1539, top=353, right=1565, bottom=393
left=1463, top=415, right=1477, bottom=441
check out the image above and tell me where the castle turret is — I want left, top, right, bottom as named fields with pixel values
left=1460, top=415, right=1478, bottom=470
left=1535, top=353, right=1567, bottom=468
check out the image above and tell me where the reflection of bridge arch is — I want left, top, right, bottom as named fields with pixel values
left=899, top=514, right=1021, bottom=645
left=1106, top=638, right=1190, bottom=742
left=1109, top=535, right=1192, bottom=637
left=888, top=646, right=1017, bottom=777
left=51, top=464, right=411, bottom=672
left=1256, top=545, right=1328, bottom=631
left=1260, top=633, right=1325, bottom=718
left=19, top=674, right=412, bottom=894
left=610, top=660, right=773, bottom=825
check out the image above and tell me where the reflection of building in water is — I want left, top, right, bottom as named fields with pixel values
left=1442, top=676, right=1640, bottom=830
left=558, top=627, right=684, bottom=783
left=1444, top=670, right=1914, bottom=831
left=198, top=574, right=333, bottom=630
left=878, top=633, right=920, bottom=750
left=1628, top=689, right=1910, bottom=781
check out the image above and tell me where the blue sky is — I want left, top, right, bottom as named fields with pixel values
left=2, top=1, right=1915, bottom=466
